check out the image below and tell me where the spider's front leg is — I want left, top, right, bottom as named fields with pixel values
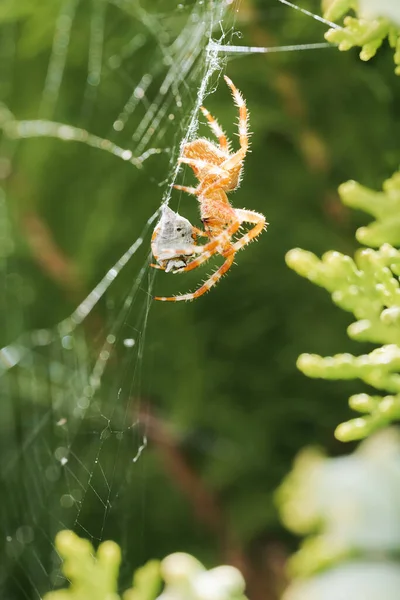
left=155, top=252, right=236, bottom=302
left=171, top=219, right=241, bottom=274
left=192, top=226, right=209, bottom=239
left=176, top=159, right=230, bottom=197
left=173, top=184, right=197, bottom=195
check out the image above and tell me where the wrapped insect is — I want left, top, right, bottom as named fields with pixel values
left=151, top=205, right=197, bottom=273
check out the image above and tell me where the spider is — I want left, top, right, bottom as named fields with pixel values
left=153, top=76, right=267, bottom=302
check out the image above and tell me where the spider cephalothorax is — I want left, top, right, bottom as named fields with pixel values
left=152, top=76, right=267, bottom=302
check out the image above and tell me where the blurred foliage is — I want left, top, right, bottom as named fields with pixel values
left=287, top=171, right=400, bottom=441
left=1, top=0, right=400, bottom=599
left=323, top=0, right=400, bottom=74
left=43, top=531, right=245, bottom=600
left=277, top=429, right=400, bottom=599
left=44, top=531, right=122, bottom=600
left=282, top=562, right=400, bottom=600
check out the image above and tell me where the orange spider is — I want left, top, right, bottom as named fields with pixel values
left=153, top=76, right=267, bottom=302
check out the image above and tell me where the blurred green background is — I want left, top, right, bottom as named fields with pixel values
left=1, top=1, right=400, bottom=599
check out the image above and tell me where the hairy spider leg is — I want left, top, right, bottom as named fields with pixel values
left=200, top=105, right=229, bottom=152
left=172, top=219, right=242, bottom=273
left=154, top=208, right=267, bottom=300
left=197, top=173, right=232, bottom=198
left=220, top=76, right=249, bottom=171
left=174, top=209, right=266, bottom=277
left=176, top=159, right=231, bottom=197
left=178, top=158, right=226, bottom=172
left=177, top=158, right=228, bottom=182
left=224, top=75, right=248, bottom=152
left=192, top=226, right=209, bottom=238
left=150, top=236, right=213, bottom=268
left=174, top=184, right=197, bottom=195
left=226, top=209, right=267, bottom=255
left=155, top=253, right=235, bottom=302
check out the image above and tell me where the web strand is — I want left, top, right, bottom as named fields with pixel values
left=40, top=0, right=79, bottom=118
left=211, top=41, right=335, bottom=54
left=1, top=114, right=161, bottom=168
left=277, top=0, right=343, bottom=30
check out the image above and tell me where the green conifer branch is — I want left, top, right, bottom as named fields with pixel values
left=43, top=530, right=122, bottom=600
left=286, top=171, right=400, bottom=441
left=43, top=531, right=247, bottom=600
left=322, top=1, right=400, bottom=74
left=123, top=561, right=162, bottom=600
left=340, top=174, right=400, bottom=247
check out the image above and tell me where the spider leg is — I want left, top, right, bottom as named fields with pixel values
left=172, top=246, right=219, bottom=273
left=154, top=252, right=235, bottom=302
left=221, top=76, right=249, bottom=171
left=225, top=209, right=267, bottom=255
left=175, top=179, right=231, bottom=199
left=193, top=226, right=209, bottom=238
left=173, top=220, right=241, bottom=273
left=200, top=106, right=229, bottom=152
left=178, top=158, right=226, bottom=175
left=198, top=175, right=231, bottom=198
left=174, top=184, right=198, bottom=195
left=175, top=162, right=229, bottom=197
left=153, top=241, right=212, bottom=260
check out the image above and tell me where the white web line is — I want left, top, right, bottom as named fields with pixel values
left=211, top=41, right=334, bottom=54
left=107, top=34, right=146, bottom=72
left=132, top=22, right=210, bottom=154
left=113, top=72, right=154, bottom=132
left=0, top=110, right=162, bottom=169
left=59, top=230, right=155, bottom=334
left=88, top=0, right=105, bottom=89
left=81, top=0, right=107, bottom=119
left=0, top=211, right=157, bottom=373
left=277, top=0, right=343, bottom=30
left=40, top=0, right=79, bottom=118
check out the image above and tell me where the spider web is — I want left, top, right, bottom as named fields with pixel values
left=0, top=1, right=335, bottom=598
